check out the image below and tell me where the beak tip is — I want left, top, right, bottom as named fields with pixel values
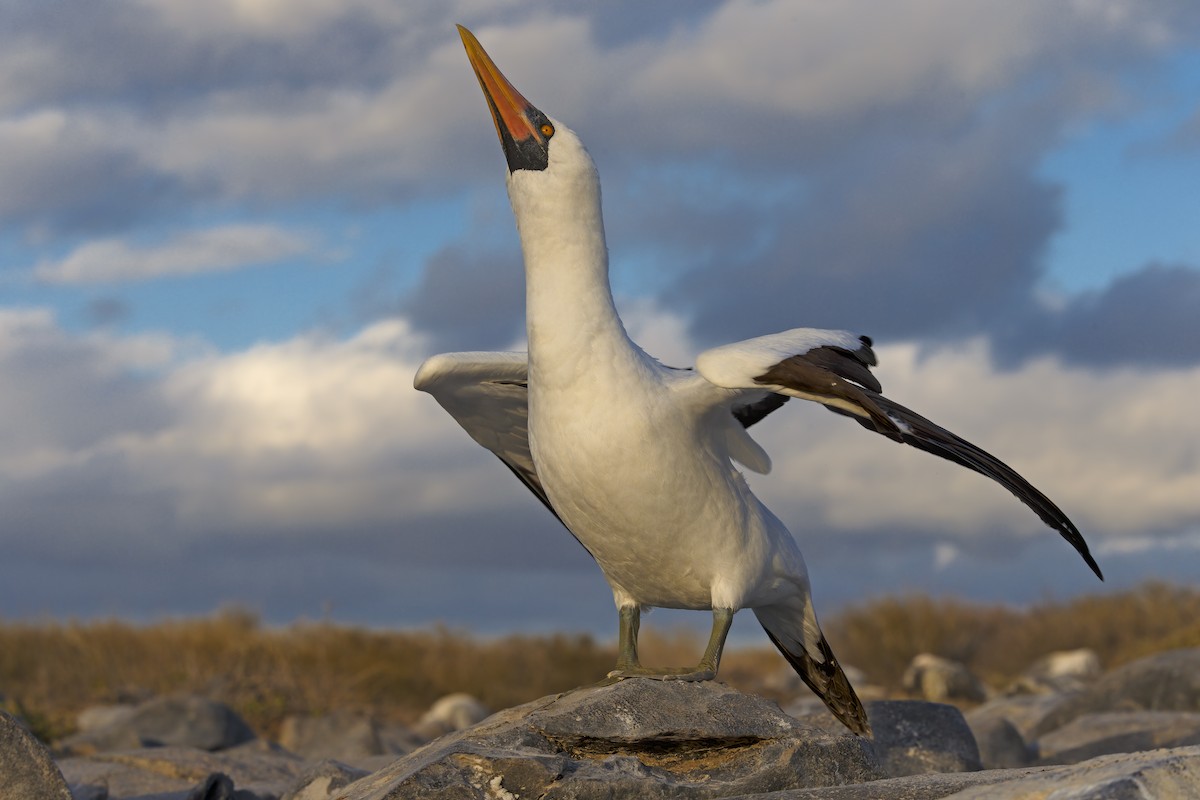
left=456, top=24, right=550, bottom=173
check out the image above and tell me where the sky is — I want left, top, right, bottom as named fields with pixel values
left=2, top=0, right=1200, bottom=644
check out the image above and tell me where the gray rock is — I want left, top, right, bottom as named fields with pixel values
left=57, top=740, right=307, bottom=800
left=57, top=721, right=145, bottom=755
left=58, top=694, right=257, bottom=754
left=867, top=701, right=982, bottom=777
left=68, top=783, right=109, bottom=800
left=966, top=692, right=1077, bottom=742
left=1036, top=710, right=1200, bottom=765
left=413, top=693, right=491, bottom=739
left=339, top=679, right=881, bottom=799
left=902, top=654, right=988, bottom=704
left=964, top=714, right=1033, bottom=769
left=0, top=710, right=73, bottom=800
left=1032, top=648, right=1200, bottom=737
left=277, top=712, right=424, bottom=764
left=796, top=699, right=982, bottom=777
left=943, top=745, right=1200, bottom=799
left=280, top=760, right=370, bottom=800
left=734, top=770, right=1040, bottom=799
left=733, top=745, right=1200, bottom=798
left=783, top=694, right=838, bottom=720
left=77, top=704, right=137, bottom=733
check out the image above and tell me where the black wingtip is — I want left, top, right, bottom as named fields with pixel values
left=1075, top=534, right=1104, bottom=581
left=863, top=393, right=1105, bottom=583
left=1054, top=518, right=1103, bottom=581
left=1072, top=542, right=1104, bottom=581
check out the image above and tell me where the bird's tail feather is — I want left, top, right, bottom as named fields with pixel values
left=755, top=604, right=871, bottom=737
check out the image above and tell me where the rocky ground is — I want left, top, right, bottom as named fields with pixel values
left=4, top=647, right=1200, bottom=799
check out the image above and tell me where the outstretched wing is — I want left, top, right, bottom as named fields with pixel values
left=413, top=351, right=559, bottom=521
left=416, top=350, right=795, bottom=514
left=696, top=328, right=1103, bottom=580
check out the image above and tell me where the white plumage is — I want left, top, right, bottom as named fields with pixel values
left=414, top=26, right=1101, bottom=736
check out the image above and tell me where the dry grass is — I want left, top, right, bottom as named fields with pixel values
left=3, top=582, right=1198, bottom=742
left=0, top=610, right=612, bottom=741
left=828, top=581, right=1200, bottom=688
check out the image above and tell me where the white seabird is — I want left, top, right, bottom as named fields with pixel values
left=415, top=26, right=1102, bottom=737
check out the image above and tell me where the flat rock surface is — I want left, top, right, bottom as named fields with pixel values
left=339, top=679, right=882, bottom=799
left=1036, top=710, right=1200, bottom=764
left=733, top=745, right=1200, bottom=799
left=946, top=745, right=1200, bottom=800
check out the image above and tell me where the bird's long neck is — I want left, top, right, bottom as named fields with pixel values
left=508, top=170, right=638, bottom=384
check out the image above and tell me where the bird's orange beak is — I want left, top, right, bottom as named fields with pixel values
left=457, top=25, right=553, bottom=172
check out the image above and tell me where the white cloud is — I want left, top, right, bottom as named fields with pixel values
left=144, top=320, right=483, bottom=530
left=630, top=0, right=1171, bottom=119
left=1098, top=528, right=1200, bottom=556
left=3, top=0, right=1187, bottom=217
left=133, top=0, right=410, bottom=41
left=2, top=304, right=1199, bottom=622
left=0, top=108, right=160, bottom=232
left=4, top=305, right=1198, bottom=560
left=748, top=338, right=1200, bottom=550
left=134, top=33, right=502, bottom=201
left=0, top=309, right=534, bottom=545
left=33, top=224, right=313, bottom=284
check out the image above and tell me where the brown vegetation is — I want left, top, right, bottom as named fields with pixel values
left=2, top=582, right=1198, bottom=743
left=830, top=581, right=1200, bottom=688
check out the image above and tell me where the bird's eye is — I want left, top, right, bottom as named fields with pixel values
left=540, top=123, right=555, bottom=138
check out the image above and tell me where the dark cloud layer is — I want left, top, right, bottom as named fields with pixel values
left=0, top=2, right=422, bottom=112
left=84, top=296, right=133, bottom=327
left=401, top=245, right=526, bottom=351
left=4, top=521, right=1197, bottom=635
left=995, top=262, right=1200, bottom=368
left=658, top=126, right=1060, bottom=349
left=0, top=324, right=174, bottom=451
left=0, top=125, right=188, bottom=235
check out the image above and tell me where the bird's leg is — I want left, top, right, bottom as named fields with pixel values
left=603, top=607, right=734, bottom=683
left=613, top=605, right=641, bottom=672
left=693, top=606, right=735, bottom=677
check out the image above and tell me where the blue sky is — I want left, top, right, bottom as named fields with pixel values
left=1039, top=49, right=1200, bottom=293
left=2, top=1, right=1200, bottom=642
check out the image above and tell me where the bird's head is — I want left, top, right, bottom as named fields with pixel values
left=457, top=25, right=598, bottom=202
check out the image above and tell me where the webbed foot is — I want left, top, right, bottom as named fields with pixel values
left=604, top=665, right=717, bottom=682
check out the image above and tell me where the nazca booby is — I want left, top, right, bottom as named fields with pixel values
left=415, top=26, right=1103, bottom=737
